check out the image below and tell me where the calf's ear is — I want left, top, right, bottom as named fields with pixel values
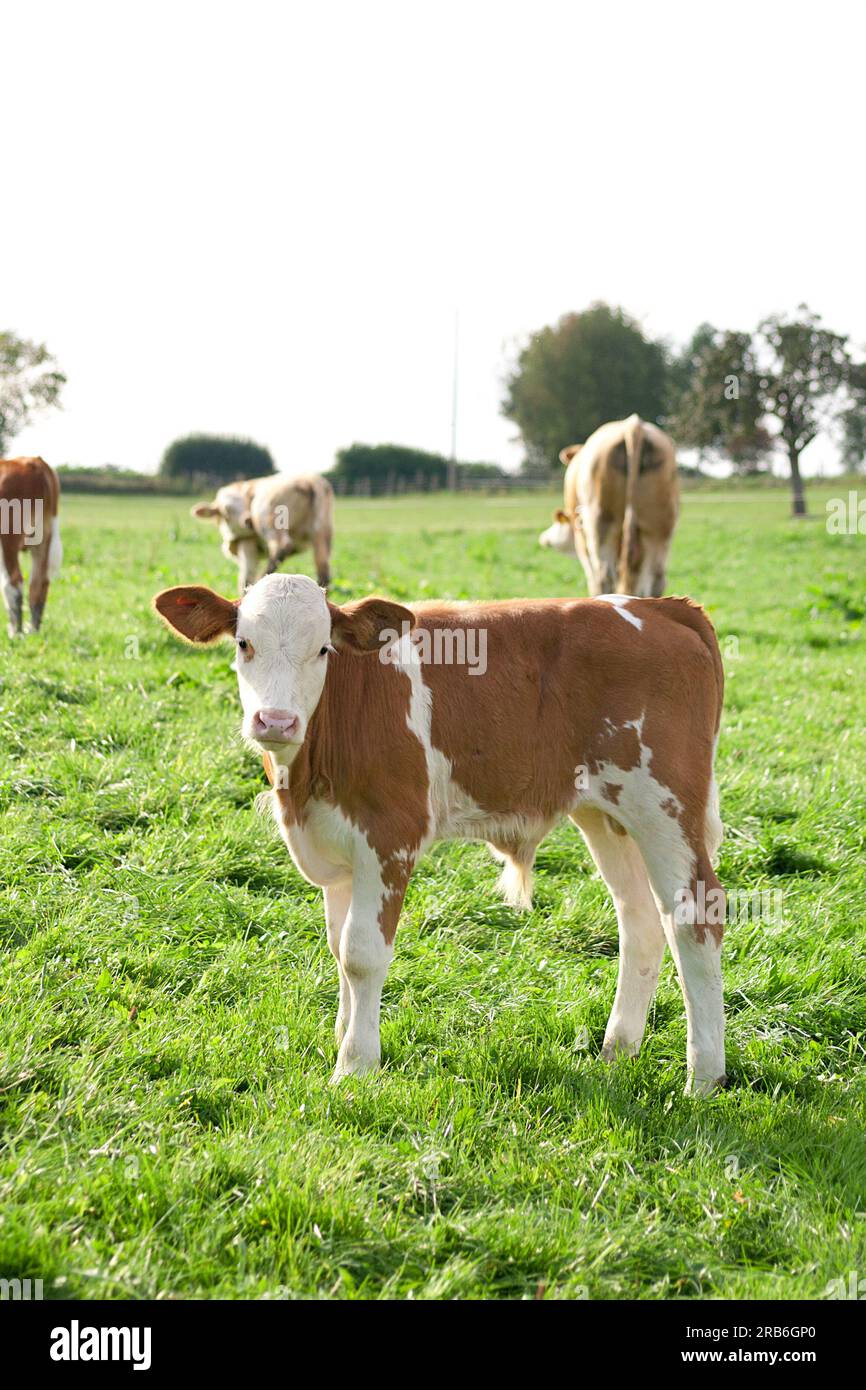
left=555, top=509, right=570, bottom=524
left=153, top=586, right=238, bottom=644
left=191, top=503, right=219, bottom=520
left=559, top=444, right=582, bottom=466
left=328, top=597, right=415, bottom=655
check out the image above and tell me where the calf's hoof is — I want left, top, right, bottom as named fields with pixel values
left=685, top=1072, right=727, bottom=1097
left=329, top=1052, right=380, bottom=1086
left=600, top=1037, right=641, bottom=1063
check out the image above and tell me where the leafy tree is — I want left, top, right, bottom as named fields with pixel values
left=754, top=306, right=853, bottom=516
left=0, top=331, right=66, bottom=455
left=159, top=433, right=274, bottom=486
left=669, top=325, right=772, bottom=474
left=502, top=303, right=669, bottom=469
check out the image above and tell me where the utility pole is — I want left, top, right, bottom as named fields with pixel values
left=448, top=310, right=459, bottom=490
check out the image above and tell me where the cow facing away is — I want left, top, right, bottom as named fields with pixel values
left=192, top=472, right=333, bottom=593
left=0, top=456, right=62, bottom=637
left=154, top=573, right=727, bottom=1096
left=539, top=415, right=679, bottom=598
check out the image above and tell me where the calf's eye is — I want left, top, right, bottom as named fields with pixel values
left=237, top=638, right=248, bottom=651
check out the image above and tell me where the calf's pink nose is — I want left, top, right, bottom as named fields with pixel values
left=252, top=708, right=299, bottom=741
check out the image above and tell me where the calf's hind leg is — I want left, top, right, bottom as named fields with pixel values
left=27, top=535, right=52, bottom=633
left=571, top=807, right=666, bottom=1059
left=1, top=538, right=24, bottom=637
left=312, top=527, right=332, bottom=588
left=630, top=822, right=726, bottom=1096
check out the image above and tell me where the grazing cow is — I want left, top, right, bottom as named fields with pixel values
left=192, top=472, right=334, bottom=593
left=0, top=456, right=62, bottom=637
left=154, top=573, right=727, bottom=1095
left=539, top=415, right=679, bottom=597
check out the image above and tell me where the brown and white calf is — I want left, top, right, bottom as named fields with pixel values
left=540, top=414, right=680, bottom=598
left=154, top=575, right=726, bottom=1094
left=0, top=456, right=62, bottom=637
left=192, top=472, right=334, bottom=593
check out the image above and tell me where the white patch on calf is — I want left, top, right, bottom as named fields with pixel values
left=391, top=634, right=550, bottom=905
left=584, top=727, right=693, bottom=911
left=596, top=593, right=643, bottom=630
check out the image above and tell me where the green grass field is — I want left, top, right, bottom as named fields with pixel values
left=2, top=486, right=865, bottom=1300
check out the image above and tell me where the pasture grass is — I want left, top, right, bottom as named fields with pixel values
left=1, top=484, right=865, bottom=1300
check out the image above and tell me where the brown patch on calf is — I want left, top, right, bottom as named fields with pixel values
left=272, top=640, right=430, bottom=943
left=377, top=854, right=413, bottom=945
left=602, top=781, right=623, bottom=805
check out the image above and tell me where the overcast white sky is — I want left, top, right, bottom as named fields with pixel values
left=3, top=0, right=863, bottom=475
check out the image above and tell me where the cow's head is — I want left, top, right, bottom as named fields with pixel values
left=191, top=488, right=254, bottom=542
left=539, top=509, right=576, bottom=553
left=153, top=574, right=414, bottom=766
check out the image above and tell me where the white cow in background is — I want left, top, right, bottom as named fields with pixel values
left=193, top=472, right=334, bottom=592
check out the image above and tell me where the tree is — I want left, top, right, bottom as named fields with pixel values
left=0, top=331, right=66, bottom=455
left=502, top=303, right=669, bottom=469
left=669, top=324, right=772, bottom=474
left=159, top=433, right=275, bottom=486
left=754, top=306, right=853, bottom=516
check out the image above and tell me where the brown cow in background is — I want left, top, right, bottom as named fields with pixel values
left=539, top=415, right=679, bottom=597
left=0, top=456, right=62, bottom=637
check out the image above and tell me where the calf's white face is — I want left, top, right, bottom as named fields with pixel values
left=235, top=575, right=332, bottom=758
left=191, top=487, right=255, bottom=545
left=153, top=573, right=415, bottom=766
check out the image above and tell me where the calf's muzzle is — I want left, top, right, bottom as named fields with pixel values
left=251, top=708, right=300, bottom=743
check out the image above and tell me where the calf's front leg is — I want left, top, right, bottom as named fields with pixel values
left=323, top=882, right=352, bottom=1044
left=331, top=858, right=407, bottom=1084
left=233, top=538, right=262, bottom=594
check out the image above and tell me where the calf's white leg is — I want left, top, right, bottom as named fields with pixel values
left=632, top=827, right=726, bottom=1095
left=324, top=882, right=352, bottom=1044
left=572, top=808, right=666, bottom=1058
left=663, top=916, right=725, bottom=1096
left=331, top=860, right=401, bottom=1083
left=234, top=538, right=262, bottom=594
